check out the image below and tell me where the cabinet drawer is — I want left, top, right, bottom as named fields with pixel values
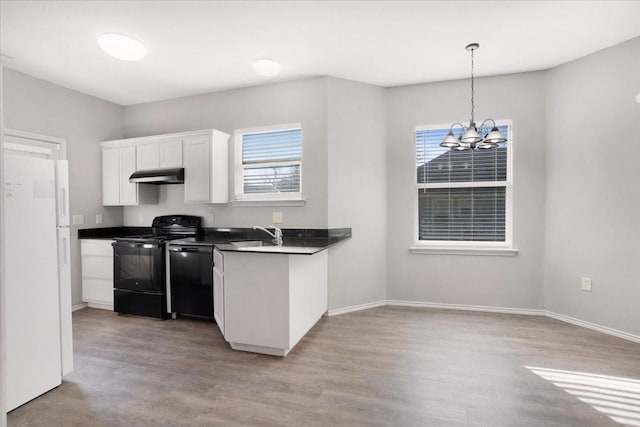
left=81, top=240, right=114, bottom=256
left=214, top=249, right=224, bottom=272
left=81, top=255, right=114, bottom=280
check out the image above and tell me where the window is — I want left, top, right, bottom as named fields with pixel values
left=234, top=124, right=302, bottom=201
left=414, top=122, right=512, bottom=249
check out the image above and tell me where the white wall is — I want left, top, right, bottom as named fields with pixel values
left=122, top=78, right=328, bottom=229
left=2, top=69, right=124, bottom=306
left=327, top=77, right=387, bottom=310
left=386, top=72, right=547, bottom=309
left=544, top=37, right=640, bottom=336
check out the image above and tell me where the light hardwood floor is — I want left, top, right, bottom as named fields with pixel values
left=8, top=307, right=640, bottom=426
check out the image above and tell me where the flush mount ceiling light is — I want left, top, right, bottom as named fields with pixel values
left=440, top=43, right=507, bottom=151
left=97, top=33, right=147, bottom=61
left=253, top=59, right=282, bottom=77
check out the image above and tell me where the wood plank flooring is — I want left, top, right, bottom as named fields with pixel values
left=8, top=307, right=640, bottom=426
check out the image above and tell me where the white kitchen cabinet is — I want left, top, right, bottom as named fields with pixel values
left=81, top=239, right=115, bottom=310
left=102, top=147, right=120, bottom=205
left=102, top=129, right=228, bottom=205
left=213, top=249, right=225, bottom=335
left=102, top=145, right=157, bottom=206
left=183, top=130, right=229, bottom=204
left=222, top=250, right=328, bottom=356
left=136, top=139, right=183, bottom=170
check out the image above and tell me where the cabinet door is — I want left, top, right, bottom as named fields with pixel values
left=136, top=142, right=160, bottom=170
left=213, top=266, right=224, bottom=336
left=183, top=136, right=211, bottom=203
left=119, top=146, right=138, bottom=205
left=159, top=140, right=183, bottom=168
left=102, top=148, right=120, bottom=205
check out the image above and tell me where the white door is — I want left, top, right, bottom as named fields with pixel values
left=136, top=142, right=160, bottom=171
left=119, top=145, right=138, bottom=205
left=183, top=136, right=211, bottom=203
left=213, top=267, right=225, bottom=335
left=159, top=140, right=183, bottom=168
left=5, top=153, right=62, bottom=411
left=102, top=147, right=120, bottom=205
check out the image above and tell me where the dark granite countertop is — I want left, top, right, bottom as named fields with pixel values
left=78, top=227, right=152, bottom=239
left=78, top=226, right=351, bottom=255
left=171, top=228, right=351, bottom=255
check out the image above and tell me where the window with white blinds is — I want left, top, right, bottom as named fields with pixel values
left=415, top=124, right=511, bottom=244
left=235, top=125, right=302, bottom=199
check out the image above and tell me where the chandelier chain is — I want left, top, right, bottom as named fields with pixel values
left=470, top=47, right=475, bottom=123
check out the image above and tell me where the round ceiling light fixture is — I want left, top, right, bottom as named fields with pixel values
left=97, top=33, right=147, bottom=61
left=253, top=59, right=282, bottom=77
left=636, top=93, right=640, bottom=104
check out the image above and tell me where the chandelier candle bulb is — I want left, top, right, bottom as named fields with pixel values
left=440, top=43, right=507, bottom=151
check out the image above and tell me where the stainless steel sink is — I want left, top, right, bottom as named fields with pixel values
left=230, top=240, right=265, bottom=248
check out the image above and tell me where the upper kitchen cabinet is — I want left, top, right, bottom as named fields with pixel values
left=136, top=139, right=183, bottom=170
left=102, top=145, right=157, bottom=206
left=101, top=129, right=229, bottom=206
left=183, top=130, right=229, bottom=204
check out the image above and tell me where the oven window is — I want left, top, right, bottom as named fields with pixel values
left=114, top=244, right=163, bottom=292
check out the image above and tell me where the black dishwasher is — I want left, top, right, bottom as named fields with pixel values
left=169, top=245, right=214, bottom=320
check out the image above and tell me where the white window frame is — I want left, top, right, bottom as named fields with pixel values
left=411, top=120, right=517, bottom=256
left=233, top=122, right=303, bottom=203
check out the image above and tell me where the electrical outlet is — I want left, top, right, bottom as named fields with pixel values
left=272, top=212, right=283, bottom=224
left=95, top=214, right=103, bottom=224
left=72, top=214, right=84, bottom=225
left=138, top=213, right=144, bottom=224
left=581, top=277, right=592, bottom=292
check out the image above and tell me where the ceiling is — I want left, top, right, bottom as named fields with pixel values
left=1, top=1, right=639, bottom=106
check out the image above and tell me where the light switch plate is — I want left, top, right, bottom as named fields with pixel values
left=581, top=277, right=592, bottom=292
left=95, top=214, right=103, bottom=224
left=272, top=212, right=283, bottom=224
left=138, top=213, right=144, bottom=224
left=72, top=214, right=84, bottom=225
left=207, top=212, right=215, bottom=224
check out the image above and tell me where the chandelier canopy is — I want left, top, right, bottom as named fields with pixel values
left=440, top=43, right=507, bottom=151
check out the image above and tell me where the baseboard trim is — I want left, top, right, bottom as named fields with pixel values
left=545, top=311, right=640, bottom=344
left=328, top=299, right=639, bottom=344
left=327, top=300, right=387, bottom=316
left=72, top=303, right=88, bottom=312
left=387, top=300, right=546, bottom=316
left=86, top=301, right=113, bottom=311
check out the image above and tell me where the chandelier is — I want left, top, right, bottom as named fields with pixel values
left=440, top=43, right=507, bottom=151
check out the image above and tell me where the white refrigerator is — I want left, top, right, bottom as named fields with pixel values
left=4, top=143, right=73, bottom=411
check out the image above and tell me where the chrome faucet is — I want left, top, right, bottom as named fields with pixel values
left=253, top=226, right=283, bottom=246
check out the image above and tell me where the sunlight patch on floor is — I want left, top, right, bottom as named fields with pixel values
left=526, top=366, right=640, bottom=426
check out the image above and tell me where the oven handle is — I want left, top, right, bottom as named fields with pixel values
left=112, top=241, right=161, bottom=249
left=169, top=246, right=213, bottom=254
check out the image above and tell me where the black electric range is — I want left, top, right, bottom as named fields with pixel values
left=112, top=215, right=202, bottom=319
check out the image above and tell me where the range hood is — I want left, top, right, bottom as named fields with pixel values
left=129, top=168, right=184, bottom=184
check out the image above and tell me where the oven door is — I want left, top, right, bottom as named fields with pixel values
left=112, top=241, right=164, bottom=293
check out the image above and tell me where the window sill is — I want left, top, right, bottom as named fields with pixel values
left=231, top=198, right=306, bottom=207
left=409, top=246, right=519, bottom=256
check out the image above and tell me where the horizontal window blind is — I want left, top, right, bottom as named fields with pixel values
left=416, top=126, right=508, bottom=184
left=244, top=165, right=300, bottom=194
left=418, top=187, right=506, bottom=241
left=240, top=128, right=302, bottom=196
left=243, top=129, right=302, bottom=163
left=416, top=125, right=509, bottom=243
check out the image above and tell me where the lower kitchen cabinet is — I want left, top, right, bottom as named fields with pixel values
left=213, top=249, right=225, bottom=335
left=221, top=250, right=328, bottom=356
left=80, top=239, right=114, bottom=310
